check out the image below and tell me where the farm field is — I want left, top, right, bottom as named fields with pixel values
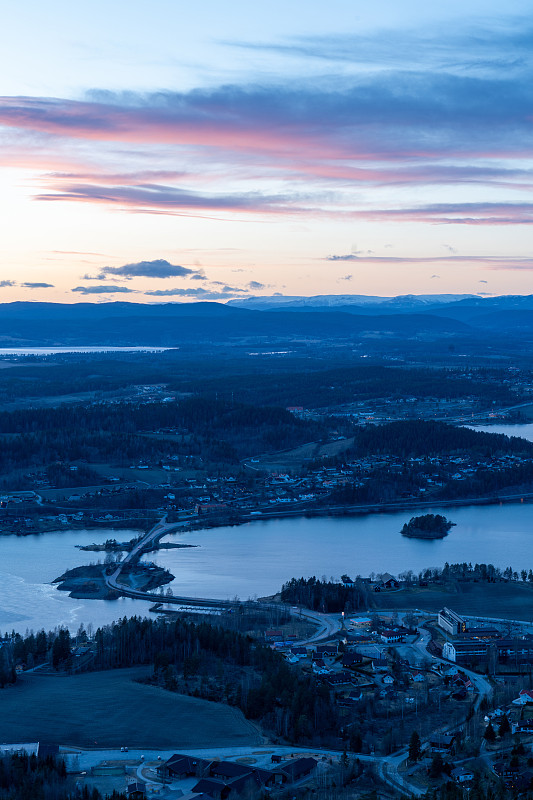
left=247, top=437, right=354, bottom=472
left=0, top=667, right=262, bottom=748
left=374, top=581, right=533, bottom=620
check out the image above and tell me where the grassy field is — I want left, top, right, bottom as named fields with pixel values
left=248, top=437, right=354, bottom=472
left=374, top=581, right=533, bottom=620
left=0, top=667, right=262, bottom=748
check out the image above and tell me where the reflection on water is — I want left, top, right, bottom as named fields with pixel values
left=468, top=422, right=533, bottom=443
left=3, top=499, right=532, bottom=634
left=152, top=502, right=533, bottom=601
left=0, top=347, right=171, bottom=356
left=0, top=528, right=154, bottom=634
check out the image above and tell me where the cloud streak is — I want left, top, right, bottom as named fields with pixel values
left=0, top=12, right=531, bottom=277
left=71, top=284, right=136, bottom=294
left=0, top=20, right=531, bottom=228
left=144, top=286, right=246, bottom=298
left=328, top=203, right=533, bottom=226
left=327, top=253, right=533, bottom=268
left=0, top=72, right=530, bottom=162
left=36, top=181, right=304, bottom=215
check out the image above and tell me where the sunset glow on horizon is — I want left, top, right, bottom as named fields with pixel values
left=1, top=0, right=532, bottom=303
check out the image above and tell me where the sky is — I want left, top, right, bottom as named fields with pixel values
left=0, top=0, right=532, bottom=303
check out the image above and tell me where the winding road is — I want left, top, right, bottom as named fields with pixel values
left=100, top=515, right=497, bottom=796
left=103, top=517, right=340, bottom=641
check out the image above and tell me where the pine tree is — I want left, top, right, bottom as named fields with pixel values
left=484, top=721, right=496, bottom=742
left=409, top=730, right=422, bottom=762
left=498, top=714, right=511, bottom=736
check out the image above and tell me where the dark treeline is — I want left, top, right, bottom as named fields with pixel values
left=327, top=421, right=533, bottom=504
left=0, top=752, right=126, bottom=800
left=418, top=562, right=531, bottom=584
left=350, top=420, right=533, bottom=458
left=0, top=642, right=15, bottom=687
left=0, top=356, right=520, bottom=409
left=56, top=616, right=341, bottom=745
left=280, top=577, right=372, bottom=613
left=0, top=397, right=324, bottom=473
left=0, top=396, right=314, bottom=438
left=8, top=628, right=73, bottom=672
left=280, top=563, right=532, bottom=613
left=331, top=469, right=425, bottom=505
left=184, top=364, right=518, bottom=409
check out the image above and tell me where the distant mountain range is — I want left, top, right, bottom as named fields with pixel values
left=1, top=295, right=533, bottom=347
left=227, top=293, right=481, bottom=309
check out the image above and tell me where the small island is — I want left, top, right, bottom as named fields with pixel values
left=401, top=513, right=455, bottom=539
left=53, top=563, right=174, bottom=599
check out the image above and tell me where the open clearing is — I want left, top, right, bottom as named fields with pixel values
left=247, top=437, right=354, bottom=472
left=0, top=667, right=262, bottom=748
left=374, top=581, right=533, bottom=620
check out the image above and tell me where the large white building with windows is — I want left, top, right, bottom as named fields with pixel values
left=438, top=607, right=466, bottom=636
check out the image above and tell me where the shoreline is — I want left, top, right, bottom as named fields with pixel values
left=1, top=490, right=533, bottom=539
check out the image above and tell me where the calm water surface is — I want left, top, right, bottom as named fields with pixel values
left=0, top=528, right=154, bottom=634
left=469, top=422, right=533, bottom=442
left=0, top=347, right=171, bottom=356
left=3, top=501, right=533, bottom=633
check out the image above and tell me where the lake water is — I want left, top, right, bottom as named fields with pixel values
left=4, top=499, right=533, bottom=634
left=468, top=422, right=533, bottom=443
left=0, top=347, right=172, bottom=356
left=0, top=528, right=155, bottom=635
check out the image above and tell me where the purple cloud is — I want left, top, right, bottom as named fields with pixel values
left=97, top=259, right=195, bottom=280
left=144, top=286, right=246, bottom=299
left=326, top=253, right=533, bottom=268
left=71, top=285, right=136, bottom=294
left=36, top=181, right=301, bottom=215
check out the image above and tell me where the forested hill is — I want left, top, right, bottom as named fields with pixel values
left=350, top=420, right=533, bottom=458
left=0, top=359, right=517, bottom=409
left=0, top=397, right=324, bottom=473
left=184, top=365, right=517, bottom=408
left=0, top=301, right=469, bottom=346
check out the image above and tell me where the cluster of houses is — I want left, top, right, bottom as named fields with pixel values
left=158, top=754, right=318, bottom=800
left=245, top=446, right=533, bottom=505
left=440, top=666, right=474, bottom=698
left=280, top=633, right=430, bottom=699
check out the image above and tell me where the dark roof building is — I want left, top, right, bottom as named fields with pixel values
left=211, top=763, right=255, bottom=781
left=162, top=754, right=212, bottom=779
left=275, top=757, right=317, bottom=783
left=127, top=783, right=146, bottom=800
left=342, top=652, right=363, bottom=668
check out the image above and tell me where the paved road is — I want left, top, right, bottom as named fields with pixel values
left=103, top=517, right=340, bottom=649
left=410, top=627, right=492, bottom=710
left=98, top=518, right=497, bottom=798
left=291, top=608, right=343, bottom=645
left=104, top=517, right=242, bottom=608
left=65, top=741, right=421, bottom=796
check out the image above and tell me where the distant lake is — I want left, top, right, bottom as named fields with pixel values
left=0, top=347, right=173, bottom=356
left=4, top=501, right=533, bottom=633
left=467, top=422, right=533, bottom=443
